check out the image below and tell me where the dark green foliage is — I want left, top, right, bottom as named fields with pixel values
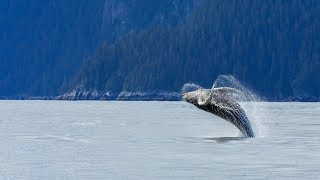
left=75, top=0, right=320, bottom=100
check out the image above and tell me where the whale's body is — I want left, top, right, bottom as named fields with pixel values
left=183, top=88, right=254, bottom=138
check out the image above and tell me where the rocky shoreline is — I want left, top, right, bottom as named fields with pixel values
left=1, top=90, right=319, bottom=102
left=56, top=89, right=181, bottom=101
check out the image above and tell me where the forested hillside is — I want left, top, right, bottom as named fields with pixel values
left=0, top=0, right=201, bottom=97
left=72, top=0, right=320, bottom=100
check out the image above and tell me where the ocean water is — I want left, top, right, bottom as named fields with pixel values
left=0, top=101, right=319, bottom=179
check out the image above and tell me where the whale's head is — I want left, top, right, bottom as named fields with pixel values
left=183, top=89, right=212, bottom=106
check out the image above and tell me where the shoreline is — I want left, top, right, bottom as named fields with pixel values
left=1, top=96, right=319, bottom=102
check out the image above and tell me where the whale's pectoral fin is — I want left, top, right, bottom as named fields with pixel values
left=212, top=87, right=244, bottom=97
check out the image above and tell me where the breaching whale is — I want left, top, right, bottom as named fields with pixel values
left=183, top=87, right=255, bottom=138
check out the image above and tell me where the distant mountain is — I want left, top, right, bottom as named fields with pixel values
left=70, top=0, right=320, bottom=101
left=101, top=0, right=204, bottom=43
left=0, top=0, right=202, bottom=97
left=0, top=0, right=105, bottom=96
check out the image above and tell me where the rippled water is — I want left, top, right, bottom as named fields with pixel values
left=0, top=101, right=319, bottom=179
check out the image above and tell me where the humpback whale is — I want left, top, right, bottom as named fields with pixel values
left=183, top=87, right=255, bottom=138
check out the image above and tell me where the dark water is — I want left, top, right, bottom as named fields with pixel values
left=0, top=101, right=319, bottom=179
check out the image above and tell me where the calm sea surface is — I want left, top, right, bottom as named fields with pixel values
left=0, top=101, right=319, bottom=179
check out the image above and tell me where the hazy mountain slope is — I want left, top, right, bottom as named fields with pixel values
left=0, top=0, right=105, bottom=96
left=101, top=0, right=203, bottom=43
left=0, top=0, right=202, bottom=97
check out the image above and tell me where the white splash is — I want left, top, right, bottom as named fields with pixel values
left=183, top=75, right=266, bottom=137
left=212, top=75, right=265, bottom=137
left=182, top=83, right=203, bottom=94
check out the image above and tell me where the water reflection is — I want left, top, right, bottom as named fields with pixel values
left=203, top=137, right=246, bottom=143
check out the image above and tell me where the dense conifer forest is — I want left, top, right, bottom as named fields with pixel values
left=74, top=0, right=320, bottom=100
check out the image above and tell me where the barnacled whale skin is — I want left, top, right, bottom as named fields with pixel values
left=183, top=88, right=255, bottom=138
